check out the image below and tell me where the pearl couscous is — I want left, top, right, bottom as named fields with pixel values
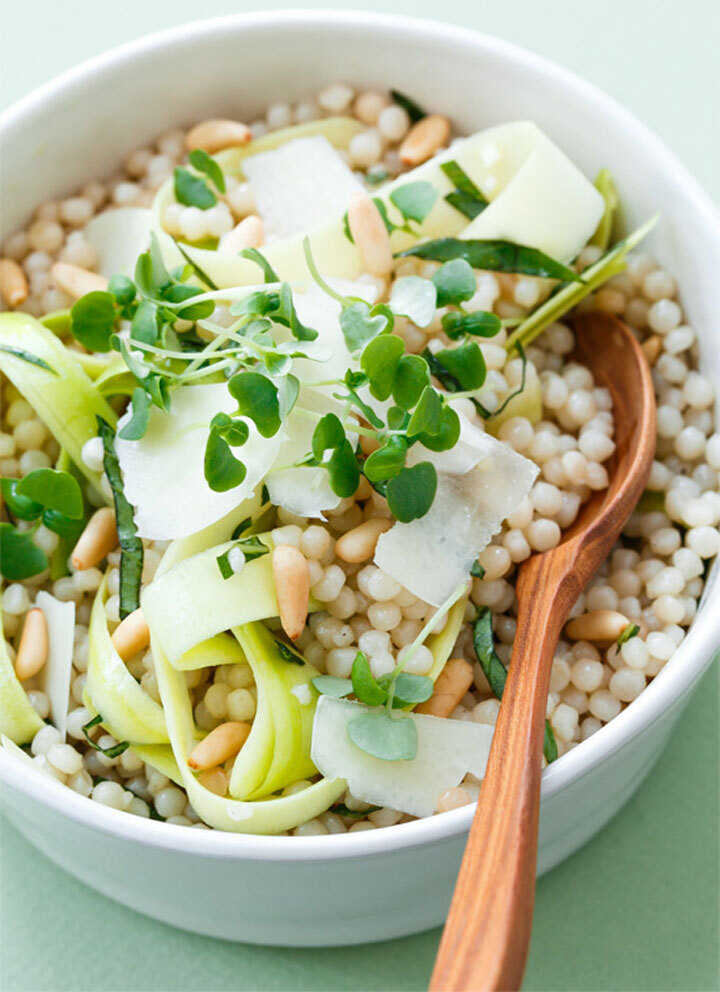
left=1, top=83, right=717, bottom=835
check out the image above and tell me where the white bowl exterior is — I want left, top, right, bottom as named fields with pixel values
left=1, top=11, right=718, bottom=947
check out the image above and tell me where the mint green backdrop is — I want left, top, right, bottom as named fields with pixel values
left=1, top=2, right=718, bottom=989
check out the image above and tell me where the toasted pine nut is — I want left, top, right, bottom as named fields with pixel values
left=641, top=335, right=662, bottom=366
left=71, top=507, right=118, bottom=571
left=399, top=114, right=451, bottom=167
left=0, top=258, right=29, bottom=307
left=197, top=766, right=229, bottom=796
left=111, top=608, right=150, bottom=661
left=272, top=544, right=311, bottom=641
left=51, top=262, right=108, bottom=299
left=185, top=119, right=252, bottom=154
left=218, top=215, right=264, bottom=255
left=347, top=191, right=393, bottom=277
left=188, top=721, right=251, bottom=770
left=416, top=658, right=474, bottom=718
left=14, top=608, right=48, bottom=681
left=335, top=518, right=393, bottom=563
left=565, top=609, right=631, bottom=645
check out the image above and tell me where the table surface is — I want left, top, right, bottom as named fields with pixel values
left=1, top=2, right=718, bottom=990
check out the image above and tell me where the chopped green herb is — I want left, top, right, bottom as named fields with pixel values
left=390, top=89, right=427, bottom=122
left=329, top=802, right=382, bottom=819
left=275, top=640, right=305, bottom=666
left=215, top=534, right=269, bottom=579
left=81, top=713, right=130, bottom=758
left=617, top=622, right=640, bottom=646
left=230, top=517, right=253, bottom=540
left=398, top=238, right=582, bottom=283
left=0, top=345, right=58, bottom=375
left=470, top=561, right=486, bottom=579
left=543, top=722, right=558, bottom=764
left=97, top=417, right=143, bottom=618
left=441, top=160, right=489, bottom=220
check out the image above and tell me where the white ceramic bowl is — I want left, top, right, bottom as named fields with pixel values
left=1, top=10, right=718, bottom=948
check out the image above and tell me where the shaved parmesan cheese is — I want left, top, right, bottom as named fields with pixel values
left=84, top=207, right=153, bottom=278
left=242, top=136, right=362, bottom=241
left=311, top=697, right=494, bottom=818
left=115, top=382, right=282, bottom=540
left=459, top=122, right=603, bottom=262
left=36, top=591, right=75, bottom=740
left=376, top=433, right=538, bottom=605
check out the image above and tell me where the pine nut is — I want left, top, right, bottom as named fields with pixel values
left=272, top=544, right=311, bottom=641
left=641, top=335, right=662, bottom=366
left=0, top=258, right=29, bottom=307
left=51, top=262, right=108, bottom=299
left=416, top=658, right=474, bottom=718
left=188, top=721, right=251, bottom=770
left=71, top=507, right=118, bottom=570
left=111, top=608, right=150, bottom=661
left=14, top=608, right=48, bottom=681
left=399, top=114, right=451, bottom=167
left=197, top=766, right=229, bottom=796
left=185, top=119, right=252, bottom=154
left=218, top=215, right=264, bottom=255
left=565, top=609, right=631, bottom=644
left=335, top=518, right=393, bottom=563
left=347, top=191, right=393, bottom=277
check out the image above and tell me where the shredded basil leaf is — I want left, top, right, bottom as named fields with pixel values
left=617, top=622, right=640, bottom=646
left=81, top=713, right=130, bottom=757
left=0, top=345, right=59, bottom=376
left=390, top=89, right=427, bottom=122
left=398, top=238, right=582, bottom=283
left=97, top=417, right=143, bottom=619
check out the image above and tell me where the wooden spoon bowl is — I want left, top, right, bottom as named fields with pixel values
left=430, top=312, right=657, bottom=992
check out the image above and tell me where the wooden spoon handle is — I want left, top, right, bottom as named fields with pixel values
left=429, top=562, right=571, bottom=992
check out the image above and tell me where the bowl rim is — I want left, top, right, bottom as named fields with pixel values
left=1, top=8, right=718, bottom=863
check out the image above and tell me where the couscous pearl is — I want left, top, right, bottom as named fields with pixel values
left=266, top=103, right=293, bottom=130
left=588, top=689, right=622, bottom=722
left=549, top=657, right=571, bottom=692
left=312, top=565, right=345, bottom=602
left=620, top=637, right=649, bottom=670
left=550, top=703, right=578, bottom=743
left=154, top=786, right=187, bottom=819
left=609, top=668, right=646, bottom=702
left=498, top=416, right=533, bottom=451
left=47, top=743, right=84, bottom=775
left=358, top=630, right=391, bottom=657
left=477, top=545, right=511, bottom=580
left=317, top=82, right=354, bottom=112
left=326, top=647, right=357, bottom=678
left=672, top=547, right=704, bottom=579
left=31, top=725, right=63, bottom=756
left=530, top=481, right=563, bottom=517
left=647, top=299, right=682, bottom=334
left=27, top=691, right=50, bottom=719
left=349, top=130, right=383, bottom=168
left=2, top=584, right=31, bottom=615
left=473, top=699, right=501, bottom=725
left=377, top=104, right=411, bottom=142
left=675, top=426, right=705, bottom=461
left=646, top=631, right=675, bottom=661
left=526, top=519, right=561, bottom=552
left=682, top=499, right=715, bottom=528
left=653, top=595, right=685, bottom=625
left=570, top=658, right=604, bottom=692
left=92, top=781, right=131, bottom=810
left=367, top=601, right=402, bottom=631
left=581, top=716, right=603, bottom=740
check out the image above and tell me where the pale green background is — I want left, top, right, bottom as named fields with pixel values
left=1, top=1, right=718, bottom=990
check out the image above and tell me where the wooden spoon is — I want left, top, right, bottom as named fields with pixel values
left=430, top=313, right=657, bottom=992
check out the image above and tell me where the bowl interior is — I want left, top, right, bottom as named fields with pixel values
left=1, top=11, right=718, bottom=852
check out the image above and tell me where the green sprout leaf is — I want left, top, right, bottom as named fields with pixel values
left=239, top=247, right=280, bottom=283
left=432, top=258, right=476, bottom=307
left=326, top=440, right=360, bottom=498
left=311, top=413, right=346, bottom=461
left=1, top=478, right=43, bottom=520
left=406, top=385, right=442, bottom=437
left=340, top=301, right=389, bottom=353
left=389, top=181, right=439, bottom=224
left=228, top=371, right=281, bottom=438
left=17, top=468, right=83, bottom=519
left=544, top=722, right=558, bottom=764
left=108, top=274, right=136, bottom=307
left=361, top=334, right=404, bottom=401
left=0, top=523, right=48, bottom=580
left=347, top=711, right=418, bottom=761
left=364, top=436, right=407, bottom=483
left=384, top=672, right=434, bottom=706
left=386, top=462, right=437, bottom=522
left=173, top=166, right=217, bottom=210
left=389, top=276, right=437, bottom=327
left=130, top=299, right=160, bottom=345
left=118, top=387, right=152, bottom=441
left=188, top=148, right=226, bottom=194
left=435, top=341, right=487, bottom=390
left=442, top=310, right=502, bottom=340
left=351, top=652, right=388, bottom=706
left=397, top=238, right=582, bottom=283
left=204, top=419, right=248, bottom=493
left=416, top=404, right=461, bottom=452
left=392, top=354, right=430, bottom=410
left=70, top=291, right=117, bottom=352
left=311, top=676, right=353, bottom=698
left=272, top=283, right=318, bottom=341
